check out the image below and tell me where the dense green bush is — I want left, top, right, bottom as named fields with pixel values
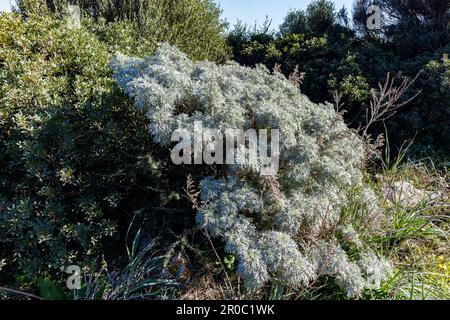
left=227, top=0, right=449, bottom=160
left=0, top=8, right=224, bottom=287
left=353, top=0, right=449, bottom=58
left=1, top=0, right=230, bottom=288
left=228, top=27, right=370, bottom=124
left=0, top=13, right=154, bottom=285
left=392, top=52, right=450, bottom=159
left=16, top=0, right=230, bottom=62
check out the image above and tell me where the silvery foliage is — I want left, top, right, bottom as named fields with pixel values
left=111, top=43, right=392, bottom=296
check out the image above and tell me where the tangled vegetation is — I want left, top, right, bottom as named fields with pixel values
left=16, top=0, right=230, bottom=62
left=0, top=0, right=448, bottom=300
left=111, top=44, right=392, bottom=296
left=228, top=0, right=450, bottom=161
left=0, top=1, right=228, bottom=290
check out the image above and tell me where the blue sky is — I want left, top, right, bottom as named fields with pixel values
left=0, top=1, right=14, bottom=12
left=0, top=0, right=355, bottom=28
left=218, top=0, right=355, bottom=28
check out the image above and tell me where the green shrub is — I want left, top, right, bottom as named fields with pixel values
left=0, top=13, right=178, bottom=287
left=228, top=13, right=450, bottom=161
left=2, top=0, right=231, bottom=287
left=392, top=52, right=450, bottom=159
left=16, top=0, right=230, bottom=62
left=228, top=31, right=370, bottom=124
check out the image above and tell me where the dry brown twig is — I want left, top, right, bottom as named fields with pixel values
left=273, top=63, right=305, bottom=88
left=183, top=174, right=201, bottom=210
left=356, top=72, right=422, bottom=161
left=288, top=65, right=305, bottom=88
left=273, top=63, right=282, bottom=74
left=332, top=90, right=346, bottom=116
left=360, top=71, right=422, bottom=137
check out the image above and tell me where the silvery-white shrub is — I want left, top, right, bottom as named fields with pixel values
left=111, top=43, right=392, bottom=297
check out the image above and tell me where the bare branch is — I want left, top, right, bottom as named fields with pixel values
left=272, top=63, right=282, bottom=74
left=361, top=71, right=422, bottom=137
left=358, top=71, right=421, bottom=162
left=332, top=90, right=346, bottom=116
left=0, top=286, right=43, bottom=300
left=183, top=174, right=201, bottom=210
left=288, top=65, right=305, bottom=88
